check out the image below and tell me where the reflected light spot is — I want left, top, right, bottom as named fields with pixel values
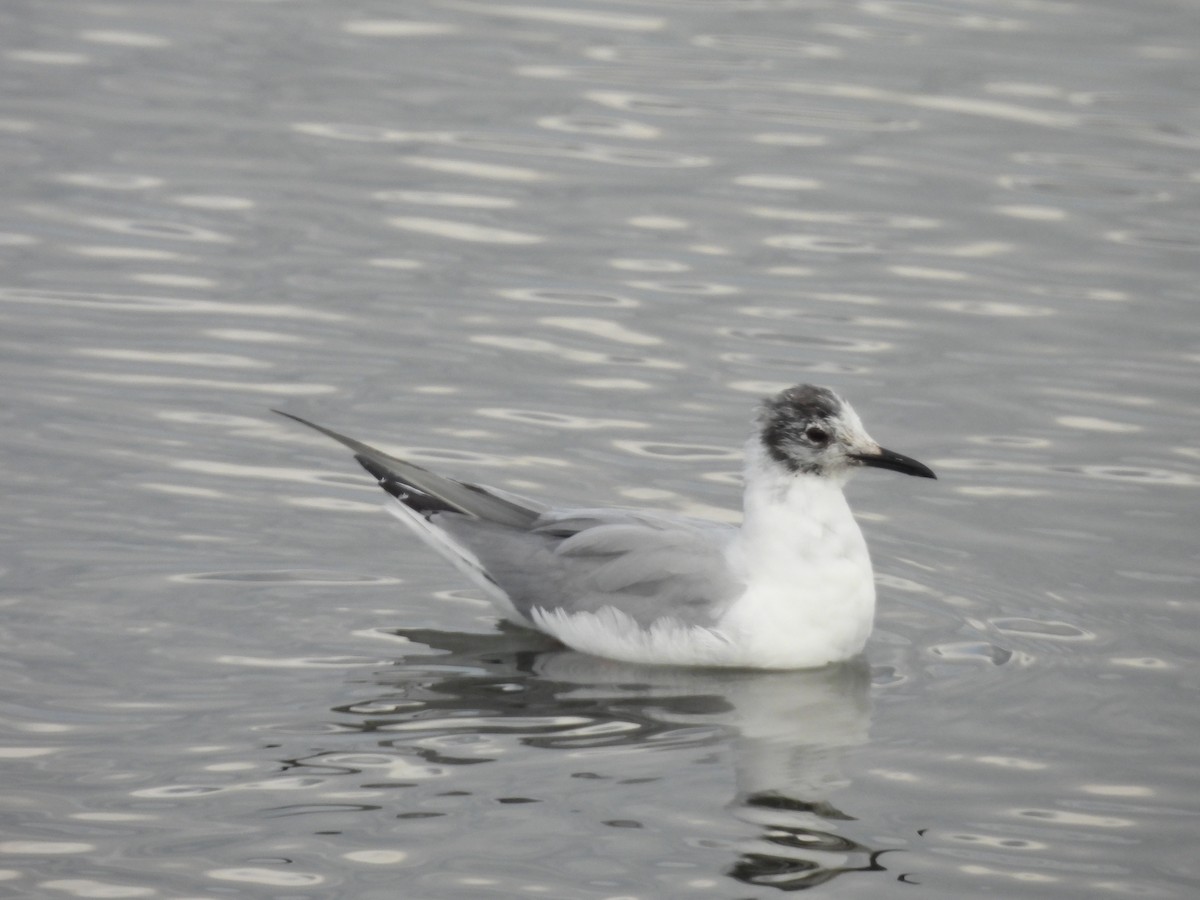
left=171, top=195, right=255, bottom=210
left=994, top=204, right=1067, bottom=220
left=342, top=20, right=459, bottom=36
left=286, top=497, right=380, bottom=513
left=932, top=300, right=1054, bottom=317
left=1081, top=785, right=1154, bottom=797
left=734, top=174, right=822, bottom=190
left=292, top=122, right=421, bottom=142
left=572, top=378, right=651, bottom=390
left=1135, top=44, right=1194, bottom=60
left=374, top=189, right=515, bottom=208
left=0, top=747, right=59, bottom=758
left=0, top=842, right=94, bottom=854
left=752, top=132, right=829, bottom=147
left=1109, top=657, right=1170, bottom=669
left=1041, top=388, right=1155, bottom=407
left=1013, top=809, right=1134, bottom=827
left=63, top=213, right=231, bottom=243
left=0, top=232, right=38, bottom=246
left=204, top=329, right=310, bottom=343
left=749, top=207, right=940, bottom=228
left=68, top=373, right=334, bottom=394
left=976, top=755, right=1047, bottom=770
left=625, top=280, right=739, bottom=295
left=1056, top=416, right=1142, bottom=433
left=585, top=90, right=701, bottom=116
left=448, top=4, right=664, bottom=31
left=538, top=115, right=660, bottom=139
left=860, top=1, right=1028, bottom=30
left=498, top=287, right=639, bottom=308
left=1071, top=465, right=1198, bottom=486
left=139, top=483, right=228, bottom=499
left=39, top=880, right=155, bottom=897
left=477, top=408, right=646, bottom=430
left=956, top=487, right=1049, bottom=497
left=764, top=234, right=875, bottom=253
left=889, top=265, right=969, bottom=281
left=368, top=257, right=424, bottom=269
left=620, top=488, right=676, bottom=502
left=78, top=30, right=171, bottom=47
left=369, top=255, right=427, bottom=270
left=207, top=869, right=324, bottom=887
left=215, top=655, right=382, bottom=669
left=470, top=335, right=683, bottom=368
left=985, top=81, right=1064, bottom=98
left=869, top=768, right=920, bottom=782
left=388, top=216, right=543, bottom=244
left=613, top=440, right=740, bottom=461
left=70, top=246, right=186, bottom=260
left=918, top=241, right=1013, bottom=257
left=343, top=850, right=409, bottom=864
left=539, top=317, right=661, bottom=345
left=8, top=50, right=90, bottom=65
left=400, top=155, right=546, bottom=181
left=57, top=173, right=163, bottom=190
left=959, top=865, right=1058, bottom=883
left=130, top=274, right=217, bottom=288
left=628, top=215, right=688, bottom=229
left=609, top=258, right=689, bottom=272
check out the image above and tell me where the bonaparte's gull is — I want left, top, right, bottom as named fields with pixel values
left=275, top=384, right=935, bottom=669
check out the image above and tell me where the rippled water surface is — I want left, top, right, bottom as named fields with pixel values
left=3, top=0, right=1198, bottom=897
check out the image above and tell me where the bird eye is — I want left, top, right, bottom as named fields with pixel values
left=805, top=425, right=829, bottom=444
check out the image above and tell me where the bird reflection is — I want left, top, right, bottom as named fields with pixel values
left=343, top=625, right=885, bottom=891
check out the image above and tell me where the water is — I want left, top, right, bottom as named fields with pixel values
left=2, top=0, right=1198, bottom=896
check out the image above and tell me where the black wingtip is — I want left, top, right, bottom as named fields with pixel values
left=355, top=453, right=454, bottom=517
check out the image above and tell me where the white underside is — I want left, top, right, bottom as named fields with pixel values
left=530, top=587, right=872, bottom=670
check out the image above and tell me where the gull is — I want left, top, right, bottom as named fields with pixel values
left=275, top=384, right=935, bottom=669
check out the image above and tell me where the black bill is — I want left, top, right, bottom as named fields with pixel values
left=852, top=447, right=937, bottom=479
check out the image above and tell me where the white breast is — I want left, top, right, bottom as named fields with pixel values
left=714, top=457, right=876, bottom=668
left=529, top=460, right=877, bottom=670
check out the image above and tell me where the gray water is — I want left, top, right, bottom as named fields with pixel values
left=2, top=0, right=1198, bottom=897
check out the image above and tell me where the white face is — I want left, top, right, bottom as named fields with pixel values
left=758, top=385, right=877, bottom=477
left=757, top=384, right=936, bottom=480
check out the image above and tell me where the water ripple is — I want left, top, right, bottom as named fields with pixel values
left=470, top=334, right=684, bottom=369
left=387, top=216, right=544, bottom=245
left=537, top=115, right=660, bottom=139
left=498, top=287, right=640, bottom=308
left=443, top=3, right=665, bottom=32
left=0, top=287, right=343, bottom=320
left=476, top=408, right=647, bottom=430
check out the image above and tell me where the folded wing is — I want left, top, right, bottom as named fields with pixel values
left=276, top=410, right=741, bottom=629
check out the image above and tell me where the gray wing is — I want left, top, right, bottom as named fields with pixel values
left=275, top=410, right=741, bottom=627
left=439, top=508, right=742, bottom=628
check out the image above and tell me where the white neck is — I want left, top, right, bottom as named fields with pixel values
left=716, top=440, right=876, bottom=668
left=738, top=440, right=856, bottom=555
